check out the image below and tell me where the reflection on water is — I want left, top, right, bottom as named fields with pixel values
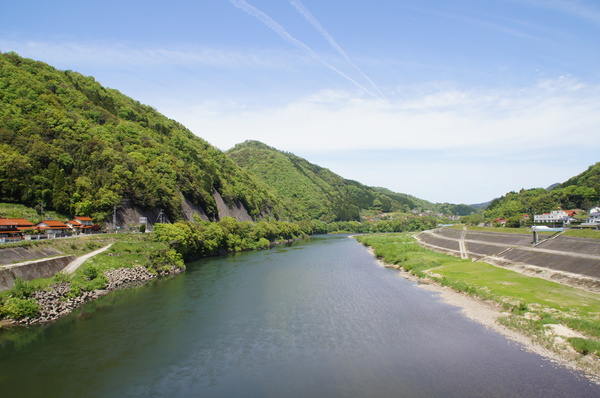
left=1, top=235, right=598, bottom=397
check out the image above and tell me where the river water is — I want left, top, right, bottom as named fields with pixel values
left=1, top=235, right=598, bottom=397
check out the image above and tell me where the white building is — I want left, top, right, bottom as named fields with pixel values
left=533, top=209, right=571, bottom=224
left=585, top=207, right=600, bottom=224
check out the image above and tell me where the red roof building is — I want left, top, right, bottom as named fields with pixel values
left=0, top=219, right=25, bottom=243
left=8, top=218, right=35, bottom=230
left=36, top=220, right=71, bottom=236
left=67, top=216, right=94, bottom=234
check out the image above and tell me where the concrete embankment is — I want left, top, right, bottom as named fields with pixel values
left=416, top=228, right=600, bottom=292
left=0, top=255, right=75, bottom=292
left=0, top=246, right=63, bottom=266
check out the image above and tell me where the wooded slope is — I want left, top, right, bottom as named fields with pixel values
left=0, top=52, right=280, bottom=222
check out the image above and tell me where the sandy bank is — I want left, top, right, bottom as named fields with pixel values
left=364, top=246, right=600, bottom=385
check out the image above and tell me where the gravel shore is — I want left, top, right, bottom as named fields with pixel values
left=367, top=246, right=600, bottom=385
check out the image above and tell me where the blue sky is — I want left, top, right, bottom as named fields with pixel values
left=2, top=0, right=600, bottom=204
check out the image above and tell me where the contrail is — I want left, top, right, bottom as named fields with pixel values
left=289, top=0, right=385, bottom=99
left=228, top=0, right=379, bottom=98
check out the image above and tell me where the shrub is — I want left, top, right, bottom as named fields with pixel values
left=74, top=265, right=108, bottom=292
left=256, top=238, right=271, bottom=249
left=2, top=297, right=40, bottom=319
left=9, top=278, right=37, bottom=299
left=67, top=281, right=83, bottom=299
left=81, top=265, right=100, bottom=280
left=53, top=271, right=72, bottom=284
left=147, top=247, right=184, bottom=273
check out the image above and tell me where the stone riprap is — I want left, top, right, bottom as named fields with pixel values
left=6, top=266, right=182, bottom=326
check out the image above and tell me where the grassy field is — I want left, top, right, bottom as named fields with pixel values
left=0, top=203, right=68, bottom=223
left=355, top=233, right=600, bottom=362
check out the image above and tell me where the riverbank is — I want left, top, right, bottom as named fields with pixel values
left=358, top=235, right=600, bottom=385
left=0, top=233, right=185, bottom=327
left=2, top=265, right=183, bottom=326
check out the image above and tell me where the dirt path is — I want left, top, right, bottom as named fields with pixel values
left=62, top=244, right=113, bottom=274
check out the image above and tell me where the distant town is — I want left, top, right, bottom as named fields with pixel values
left=492, top=206, right=600, bottom=229
left=0, top=216, right=98, bottom=243
left=1, top=205, right=599, bottom=245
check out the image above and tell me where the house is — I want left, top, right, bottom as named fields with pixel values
left=585, top=207, right=600, bottom=225
left=67, top=216, right=94, bottom=234
left=0, top=219, right=25, bottom=243
left=36, top=220, right=71, bottom=237
left=493, top=217, right=508, bottom=226
left=533, top=209, right=577, bottom=225
left=8, top=218, right=35, bottom=231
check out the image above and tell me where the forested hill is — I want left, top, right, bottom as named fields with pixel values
left=556, top=163, right=600, bottom=193
left=226, top=140, right=468, bottom=221
left=483, top=162, right=600, bottom=220
left=0, top=52, right=280, bottom=223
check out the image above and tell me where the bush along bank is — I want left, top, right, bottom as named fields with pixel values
left=0, top=236, right=184, bottom=326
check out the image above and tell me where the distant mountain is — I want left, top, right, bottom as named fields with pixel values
left=0, top=52, right=280, bottom=224
left=469, top=201, right=493, bottom=210
left=0, top=52, right=478, bottom=226
left=226, top=141, right=469, bottom=221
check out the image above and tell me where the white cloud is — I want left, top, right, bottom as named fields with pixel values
left=165, top=77, right=600, bottom=154
left=0, top=39, right=304, bottom=69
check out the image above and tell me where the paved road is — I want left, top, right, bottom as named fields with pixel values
left=62, top=244, right=113, bottom=274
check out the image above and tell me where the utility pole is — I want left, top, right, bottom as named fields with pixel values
left=113, top=205, right=117, bottom=233
left=156, top=208, right=166, bottom=224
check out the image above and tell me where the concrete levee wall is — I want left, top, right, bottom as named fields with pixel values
left=0, top=255, right=75, bottom=292
left=537, top=237, right=600, bottom=256
left=501, top=249, right=600, bottom=279
left=418, top=228, right=600, bottom=284
left=0, top=246, right=63, bottom=266
left=466, top=231, right=533, bottom=246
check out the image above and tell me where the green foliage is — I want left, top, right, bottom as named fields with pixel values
left=9, top=278, right=38, bottom=299
left=147, top=247, right=184, bottom=273
left=154, top=217, right=308, bottom=259
left=227, top=141, right=465, bottom=222
left=81, top=264, right=100, bottom=280
left=568, top=338, right=600, bottom=356
left=70, top=263, right=108, bottom=292
left=483, top=165, right=600, bottom=220
left=52, top=271, right=72, bottom=284
left=356, top=233, right=452, bottom=275
left=0, top=52, right=278, bottom=224
left=358, top=232, right=600, bottom=365
left=1, top=297, right=40, bottom=319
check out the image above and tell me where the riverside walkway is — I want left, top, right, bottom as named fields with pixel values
left=62, top=244, right=113, bottom=274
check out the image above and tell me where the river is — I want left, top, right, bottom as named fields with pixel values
left=1, top=234, right=598, bottom=397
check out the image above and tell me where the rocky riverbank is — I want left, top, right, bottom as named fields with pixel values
left=4, top=266, right=183, bottom=326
